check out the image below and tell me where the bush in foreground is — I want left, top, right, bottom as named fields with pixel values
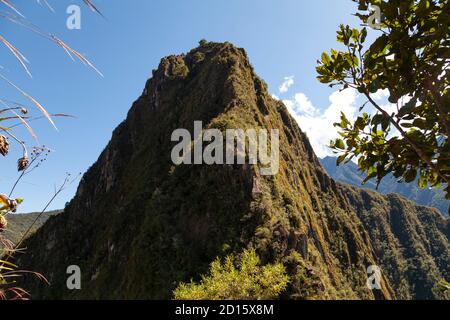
left=174, top=248, right=289, bottom=300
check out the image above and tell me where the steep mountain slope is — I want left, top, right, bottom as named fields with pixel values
left=321, top=156, right=449, bottom=218
left=17, top=42, right=449, bottom=300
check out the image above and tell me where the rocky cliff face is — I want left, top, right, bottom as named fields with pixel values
left=17, top=42, right=449, bottom=300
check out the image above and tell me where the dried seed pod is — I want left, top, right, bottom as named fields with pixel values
left=17, top=156, right=29, bottom=171
left=0, top=135, right=9, bottom=156
left=0, top=215, right=7, bottom=231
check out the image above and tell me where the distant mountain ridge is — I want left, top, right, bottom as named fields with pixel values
left=320, top=156, right=449, bottom=218
left=1, top=210, right=61, bottom=247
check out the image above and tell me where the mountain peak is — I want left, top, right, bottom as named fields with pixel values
left=17, top=42, right=449, bottom=300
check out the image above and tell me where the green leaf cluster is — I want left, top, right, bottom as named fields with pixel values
left=318, top=0, right=450, bottom=206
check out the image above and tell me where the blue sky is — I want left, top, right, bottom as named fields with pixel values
left=0, top=0, right=367, bottom=212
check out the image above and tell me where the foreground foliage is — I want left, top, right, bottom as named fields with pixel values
left=173, top=249, right=289, bottom=300
left=318, top=0, right=450, bottom=210
left=0, top=0, right=102, bottom=300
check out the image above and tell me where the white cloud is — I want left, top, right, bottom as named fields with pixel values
left=281, top=87, right=414, bottom=158
left=283, top=89, right=359, bottom=158
left=361, top=89, right=412, bottom=116
left=279, top=76, right=294, bottom=94
left=292, top=93, right=317, bottom=116
left=279, top=83, right=418, bottom=158
left=371, top=88, right=389, bottom=101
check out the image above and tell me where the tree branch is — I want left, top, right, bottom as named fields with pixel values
left=364, top=91, right=450, bottom=185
